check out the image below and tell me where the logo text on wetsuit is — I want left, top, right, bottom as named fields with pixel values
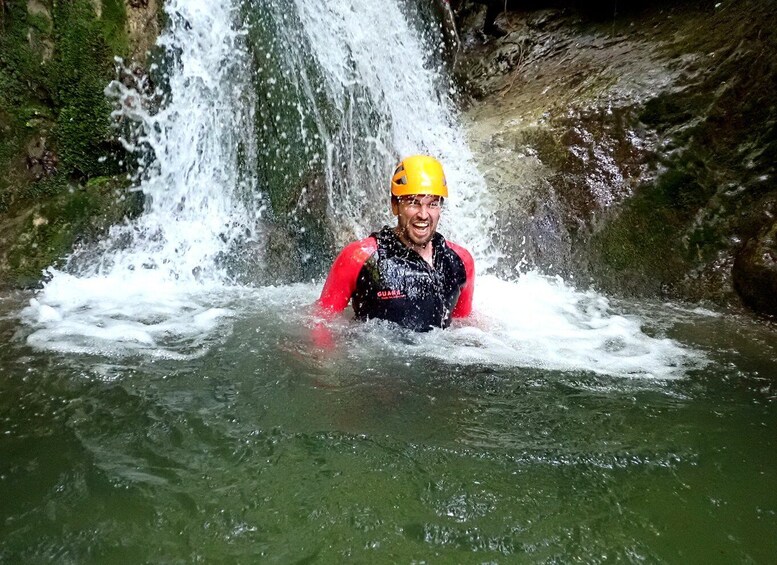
left=377, top=289, right=405, bottom=300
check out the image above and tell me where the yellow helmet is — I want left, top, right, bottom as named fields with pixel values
left=390, top=155, right=448, bottom=198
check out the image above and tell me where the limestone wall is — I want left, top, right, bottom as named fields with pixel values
left=454, top=0, right=777, bottom=316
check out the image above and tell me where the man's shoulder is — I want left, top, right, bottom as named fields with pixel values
left=338, top=235, right=378, bottom=264
left=443, top=239, right=475, bottom=275
left=444, top=239, right=473, bottom=260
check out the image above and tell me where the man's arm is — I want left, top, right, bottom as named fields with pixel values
left=317, top=237, right=377, bottom=315
left=446, top=241, right=475, bottom=318
left=310, top=238, right=375, bottom=350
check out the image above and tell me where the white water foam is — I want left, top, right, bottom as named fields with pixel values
left=442, top=274, right=699, bottom=378
left=23, top=272, right=234, bottom=359
left=248, top=274, right=701, bottom=380
left=22, top=0, right=258, bottom=357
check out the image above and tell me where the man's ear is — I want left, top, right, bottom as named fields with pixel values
left=391, top=196, right=399, bottom=216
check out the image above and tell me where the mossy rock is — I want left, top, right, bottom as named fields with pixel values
left=50, top=0, right=128, bottom=179
left=1, top=0, right=131, bottom=199
left=0, top=0, right=143, bottom=286
left=584, top=170, right=700, bottom=295
left=0, top=176, right=143, bottom=289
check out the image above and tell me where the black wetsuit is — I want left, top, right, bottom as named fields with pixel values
left=319, top=226, right=475, bottom=332
left=352, top=228, right=467, bottom=330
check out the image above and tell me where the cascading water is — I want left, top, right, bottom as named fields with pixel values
left=20, top=0, right=699, bottom=378
left=21, top=0, right=261, bottom=358
left=286, top=0, right=496, bottom=263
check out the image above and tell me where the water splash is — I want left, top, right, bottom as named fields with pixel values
left=22, top=0, right=259, bottom=357
left=239, top=274, right=703, bottom=380
left=19, top=0, right=700, bottom=379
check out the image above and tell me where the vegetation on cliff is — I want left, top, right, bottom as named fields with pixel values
left=0, top=0, right=145, bottom=288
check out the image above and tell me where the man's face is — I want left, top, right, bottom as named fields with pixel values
left=392, top=194, right=443, bottom=248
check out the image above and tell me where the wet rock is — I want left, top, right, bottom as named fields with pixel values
left=461, top=6, right=669, bottom=277
left=458, top=0, right=777, bottom=310
left=431, top=0, right=461, bottom=62
left=25, top=136, right=58, bottom=181
left=733, top=218, right=777, bottom=317
left=26, top=0, right=50, bottom=22
left=0, top=177, right=144, bottom=289
left=126, top=0, right=161, bottom=63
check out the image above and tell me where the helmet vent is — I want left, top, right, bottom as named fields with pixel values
left=393, top=164, right=407, bottom=185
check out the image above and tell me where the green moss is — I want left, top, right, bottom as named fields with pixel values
left=3, top=176, right=143, bottom=287
left=1, top=0, right=129, bottom=208
left=27, top=12, right=53, bottom=35
left=50, top=0, right=117, bottom=179
left=654, top=168, right=705, bottom=212
left=0, top=0, right=143, bottom=287
left=587, top=168, right=697, bottom=292
left=100, top=0, right=129, bottom=57
left=0, top=4, right=50, bottom=109
left=639, top=95, right=692, bottom=130
left=519, top=128, right=567, bottom=170
left=21, top=173, right=67, bottom=201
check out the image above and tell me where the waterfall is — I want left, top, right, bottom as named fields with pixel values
left=19, top=0, right=700, bottom=377
left=21, top=0, right=260, bottom=358
left=287, top=0, right=497, bottom=264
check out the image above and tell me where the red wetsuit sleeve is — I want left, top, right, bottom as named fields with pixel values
left=446, top=240, right=475, bottom=318
left=317, top=236, right=377, bottom=315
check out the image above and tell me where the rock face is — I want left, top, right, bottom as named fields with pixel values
left=0, top=0, right=160, bottom=289
left=126, top=0, right=161, bottom=63
left=734, top=215, right=777, bottom=317
left=454, top=0, right=777, bottom=316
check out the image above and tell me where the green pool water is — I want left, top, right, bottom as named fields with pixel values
left=1, top=292, right=775, bottom=563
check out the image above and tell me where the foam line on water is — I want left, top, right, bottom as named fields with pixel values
left=248, top=275, right=701, bottom=380
left=21, top=271, right=234, bottom=359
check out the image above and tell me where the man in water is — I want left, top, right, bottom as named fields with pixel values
left=317, top=155, right=475, bottom=331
